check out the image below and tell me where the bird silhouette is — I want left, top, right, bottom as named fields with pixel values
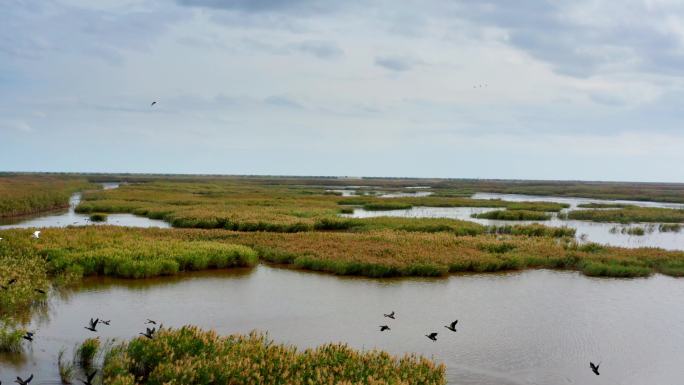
left=425, top=332, right=438, bottom=341
left=32, top=231, right=40, bottom=239
left=81, top=370, right=97, bottom=385
left=380, top=325, right=391, bottom=331
left=84, top=318, right=99, bottom=332
left=34, top=288, right=46, bottom=294
left=444, top=320, right=458, bottom=332
left=590, top=362, right=600, bottom=375
left=100, top=320, right=111, bottom=325
left=146, top=319, right=157, bottom=325
left=150, top=101, right=157, bottom=107
left=22, top=332, right=34, bottom=342
left=383, top=311, right=395, bottom=319
left=14, top=374, right=33, bottom=385
left=140, top=327, right=155, bottom=339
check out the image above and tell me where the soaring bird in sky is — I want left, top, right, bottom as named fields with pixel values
left=383, top=311, right=395, bottom=319
left=590, top=362, right=600, bottom=375
left=379, top=325, right=390, bottom=332
left=444, top=320, right=458, bottom=332
left=150, top=101, right=157, bottom=106
left=84, top=318, right=99, bottom=332
left=425, top=332, right=438, bottom=341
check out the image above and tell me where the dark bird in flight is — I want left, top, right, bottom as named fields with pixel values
left=22, top=332, right=34, bottom=342
left=425, top=332, right=438, bottom=342
left=81, top=370, right=97, bottom=385
left=379, top=325, right=390, bottom=332
left=146, top=319, right=157, bottom=325
left=14, top=374, right=33, bottom=385
left=383, top=311, right=395, bottom=319
left=140, top=327, right=156, bottom=339
left=34, top=288, right=46, bottom=294
left=101, top=320, right=111, bottom=325
left=444, top=320, right=458, bottom=332
left=590, top=362, right=600, bottom=376
left=84, top=318, right=99, bottom=332
left=150, top=101, right=157, bottom=106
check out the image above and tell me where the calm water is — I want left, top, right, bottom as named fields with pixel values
left=1, top=266, right=683, bottom=385
left=0, top=184, right=169, bottom=230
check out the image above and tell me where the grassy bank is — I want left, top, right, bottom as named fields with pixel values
left=567, top=207, right=684, bottom=223
left=471, top=210, right=551, bottom=221
left=0, top=175, right=95, bottom=217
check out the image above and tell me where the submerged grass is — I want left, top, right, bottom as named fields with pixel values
left=102, top=326, right=446, bottom=385
left=89, top=213, right=108, bottom=222
left=58, top=348, right=75, bottom=384
left=471, top=210, right=551, bottom=221
left=567, top=207, right=684, bottom=223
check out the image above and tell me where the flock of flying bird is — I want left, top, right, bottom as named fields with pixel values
left=4, top=313, right=161, bottom=385
left=379, top=310, right=458, bottom=342
left=2, top=228, right=604, bottom=384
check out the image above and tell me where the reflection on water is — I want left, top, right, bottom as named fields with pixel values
left=2, top=266, right=683, bottom=385
left=0, top=184, right=169, bottom=230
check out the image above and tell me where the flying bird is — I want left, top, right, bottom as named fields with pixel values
left=82, top=370, right=97, bottom=385
left=22, top=332, right=34, bottom=342
left=14, top=374, right=33, bottom=385
left=100, top=320, right=111, bottom=326
left=425, top=332, right=438, bottom=342
left=150, top=101, right=157, bottom=106
left=32, top=231, right=40, bottom=239
left=146, top=319, right=157, bottom=325
left=444, top=320, right=458, bottom=332
left=140, top=327, right=155, bottom=339
left=383, top=311, right=395, bottom=319
left=84, top=318, right=99, bottom=332
left=590, top=362, right=600, bottom=376
left=379, top=325, right=391, bottom=332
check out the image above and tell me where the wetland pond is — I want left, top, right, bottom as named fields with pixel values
left=0, top=183, right=169, bottom=230
left=1, top=266, right=683, bottom=385
left=346, top=193, right=684, bottom=250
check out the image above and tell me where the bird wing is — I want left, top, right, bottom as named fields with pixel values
left=26, top=375, right=33, bottom=383
left=450, top=320, right=457, bottom=328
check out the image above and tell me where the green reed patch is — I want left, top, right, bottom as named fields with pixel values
left=102, top=326, right=446, bottom=385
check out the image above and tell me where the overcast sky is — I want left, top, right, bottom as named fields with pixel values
left=2, top=0, right=684, bottom=181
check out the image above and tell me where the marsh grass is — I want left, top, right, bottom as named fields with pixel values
left=0, top=175, right=94, bottom=217
left=77, top=337, right=100, bottom=368
left=101, top=326, right=446, bottom=385
left=577, top=203, right=634, bottom=208
left=73, top=180, right=569, bottom=232
left=568, top=207, right=684, bottom=223
left=0, top=323, right=25, bottom=353
left=58, top=348, right=75, bottom=383
left=472, top=210, right=551, bottom=221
